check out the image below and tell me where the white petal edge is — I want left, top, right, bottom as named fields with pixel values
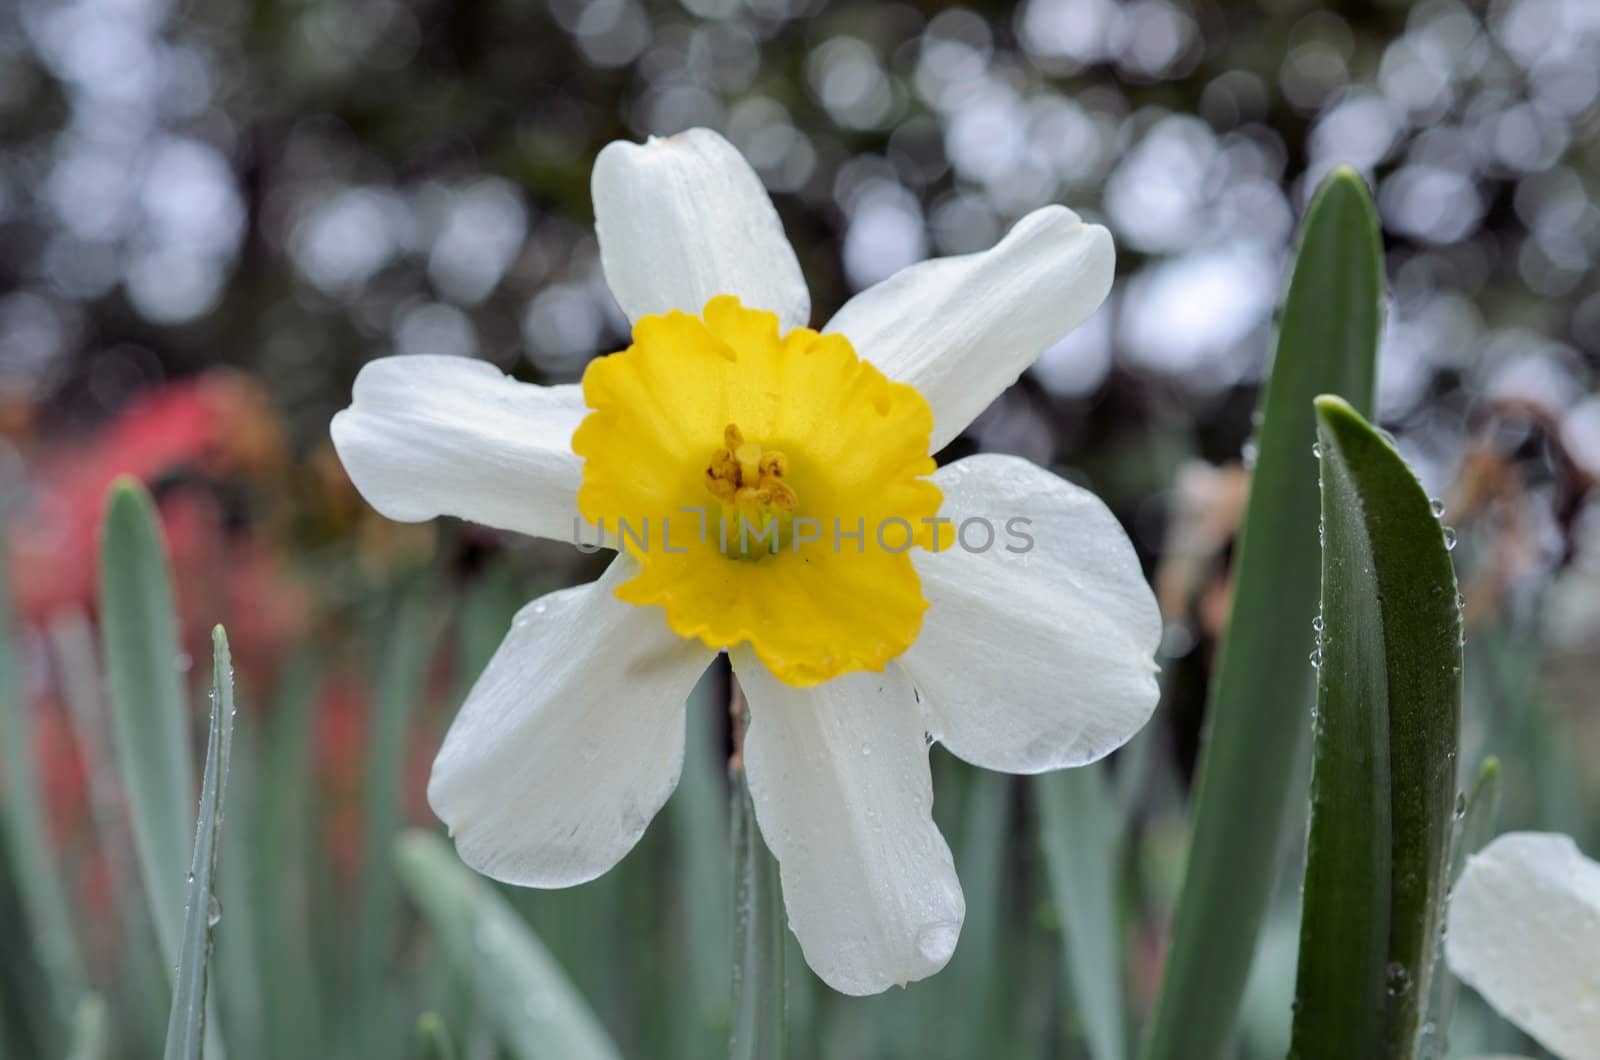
left=899, top=453, right=1161, bottom=774
left=735, top=654, right=964, bottom=996
left=429, top=556, right=714, bottom=887
left=824, top=205, right=1114, bottom=452
left=592, top=128, right=810, bottom=330
left=1444, top=831, right=1600, bottom=1060
left=331, top=354, right=591, bottom=543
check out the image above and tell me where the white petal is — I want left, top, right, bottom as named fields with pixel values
left=430, top=557, right=714, bottom=887
left=735, top=655, right=964, bottom=995
left=824, top=205, right=1114, bottom=451
left=1445, top=831, right=1600, bottom=1059
left=900, top=454, right=1161, bottom=774
left=331, top=354, right=590, bottom=543
left=592, top=128, right=810, bottom=330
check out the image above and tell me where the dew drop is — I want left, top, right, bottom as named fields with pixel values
left=1309, top=648, right=1322, bottom=669
left=1442, top=526, right=1457, bottom=550
left=1430, top=498, right=1445, bottom=518
left=1311, top=442, right=1322, bottom=459
left=1454, top=792, right=1466, bottom=819
left=1312, top=614, right=1324, bottom=633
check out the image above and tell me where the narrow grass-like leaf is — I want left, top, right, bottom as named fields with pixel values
left=100, top=479, right=194, bottom=971
left=66, top=995, right=110, bottom=1060
left=258, top=653, right=322, bottom=1059
left=668, top=674, right=730, bottom=1058
left=0, top=526, right=85, bottom=1028
left=47, top=610, right=169, bottom=1051
left=1036, top=764, right=1125, bottom=1060
left=938, top=769, right=1010, bottom=1057
left=1426, top=757, right=1500, bottom=1057
left=355, top=577, right=442, bottom=1052
left=416, top=1012, right=459, bottom=1060
left=393, top=830, right=621, bottom=1060
left=1142, top=169, right=1382, bottom=1060
left=214, top=711, right=262, bottom=1060
left=164, top=628, right=239, bottom=1060
left=1288, top=396, right=1462, bottom=1059
left=729, top=765, right=785, bottom=1060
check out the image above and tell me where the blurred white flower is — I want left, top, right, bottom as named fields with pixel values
left=1445, top=831, right=1600, bottom=1059
left=331, top=128, right=1160, bottom=995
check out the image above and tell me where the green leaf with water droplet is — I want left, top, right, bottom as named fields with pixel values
left=164, top=627, right=238, bottom=1060
left=1142, top=168, right=1383, bottom=1060
left=1288, top=396, right=1462, bottom=1060
left=393, top=830, right=621, bottom=1060
left=1425, top=756, right=1501, bottom=1053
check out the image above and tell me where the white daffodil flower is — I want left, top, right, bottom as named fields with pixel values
left=331, top=128, right=1161, bottom=995
left=1445, top=832, right=1600, bottom=1059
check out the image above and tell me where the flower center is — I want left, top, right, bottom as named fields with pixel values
left=572, top=294, right=944, bottom=686
left=705, top=423, right=799, bottom=557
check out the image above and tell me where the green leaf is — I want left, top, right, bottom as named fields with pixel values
left=668, top=675, right=731, bottom=1057
left=163, top=628, right=239, bottom=1060
left=213, top=710, right=262, bottom=1060
left=393, top=830, right=621, bottom=1060
left=100, top=479, right=194, bottom=972
left=1426, top=757, right=1501, bottom=1056
left=1036, top=765, right=1126, bottom=1060
left=729, top=764, right=786, bottom=1060
left=257, top=653, right=322, bottom=1060
left=65, top=995, right=110, bottom=1060
left=1288, top=396, right=1462, bottom=1059
left=416, top=1012, right=459, bottom=1060
left=936, top=769, right=1010, bottom=1057
left=354, top=577, right=443, bottom=1051
left=47, top=610, right=170, bottom=1051
left=0, top=525, right=85, bottom=1028
left=1142, top=168, right=1383, bottom=1060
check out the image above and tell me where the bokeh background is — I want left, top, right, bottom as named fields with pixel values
left=1, top=0, right=1597, bottom=1056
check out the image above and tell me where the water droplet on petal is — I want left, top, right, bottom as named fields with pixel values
left=1443, top=526, right=1458, bottom=550
left=1430, top=498, right=1446, bottom=518
left=1311, top=442, right=1322, bottom=459
left=1312, top=615, right=1324, bottom=633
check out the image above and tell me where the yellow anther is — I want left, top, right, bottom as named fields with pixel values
left=705, top=421, right=798, bottom=522
left=766, top=480, right=799, bottom=511
left=705, top=473, right=737, bottom=503
left=735, top=485, right=771, bottom=508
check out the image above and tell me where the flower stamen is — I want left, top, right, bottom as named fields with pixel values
left=706, top=422, right=798, bottom=517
